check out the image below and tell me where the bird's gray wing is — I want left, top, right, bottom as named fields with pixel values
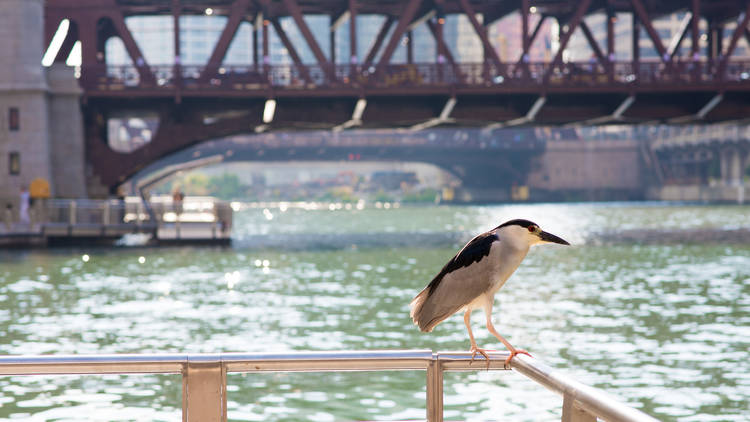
left=411, top=231, right=498, bottom=331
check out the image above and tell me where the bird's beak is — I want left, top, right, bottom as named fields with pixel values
left=539, top=230, right=570, bottom=245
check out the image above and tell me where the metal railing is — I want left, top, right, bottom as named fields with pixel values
left=81, top=59, right=750, bottom=93
left=651, top=123, right=750, bottom=149
left=1, top=197, right=233, bottom=239
left=570, top=123, right=750, bottom=149
left=42, top=198, right=143, bottom=226
left=0, top=350, right=659, bottom=422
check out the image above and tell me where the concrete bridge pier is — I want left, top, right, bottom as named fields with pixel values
left=718, top=146, right=748, bottom=186
left=0, top=0, right=86, bottom=208
left=651, top=141, right=750, bottom=204
left=47, top=64, right=86, bottom=198
left=1, top=0, right=52, bottom=205
left=443, top=155, right=531, bottom=203
left=715, top=145, right=749, bottom=204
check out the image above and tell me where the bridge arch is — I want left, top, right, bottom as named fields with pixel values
left=121, top=129, right=544, bottom=202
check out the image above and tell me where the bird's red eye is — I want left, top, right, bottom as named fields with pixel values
left=528, top=226, right=535, bottom=232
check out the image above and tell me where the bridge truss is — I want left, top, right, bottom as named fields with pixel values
left=43, top=0, right=750, bottom=192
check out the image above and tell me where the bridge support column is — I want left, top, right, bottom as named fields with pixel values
left=442, top=153, right=534, bottom=203
left=719, top=147, right=729, bottom=185
left=720, top=146, right=745, bottom=186
left=1, top=0, right=63, bottom=204
left=735, top=148, right=749, bottom=188
left=715, top=145, right=749, bottom=203
left=48, top=64, right=87, bottom=198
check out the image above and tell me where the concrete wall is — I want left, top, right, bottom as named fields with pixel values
left=527, top=139, right=645, bottom=200
left=0, top=0, right=52, bottom=206
left=47, top=64, right=86, bottom=198
left=0, top=0, right=46, bottom=90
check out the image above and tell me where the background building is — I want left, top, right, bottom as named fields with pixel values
left=567, top=11, right=750, bottom=61
left=1, top=0, right=85, bottom=205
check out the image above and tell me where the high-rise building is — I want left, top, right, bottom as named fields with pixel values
left=566, top=12, right=750, bottom=62
left=488, top=12, right=555, bottom=62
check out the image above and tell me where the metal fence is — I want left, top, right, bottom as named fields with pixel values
left=0, top=350, right=659, bottom=422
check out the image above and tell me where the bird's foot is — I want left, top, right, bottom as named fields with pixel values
left=504, top=348, right=532, bottom=368
left=469, top=347, right=496, bottom=369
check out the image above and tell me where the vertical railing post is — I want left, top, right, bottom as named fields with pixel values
left=176, top=210, right=181, bottom=239
left=212, top=203, right=218, bottom=239
left=3, top=204, right=12, bottom=231
left=562, top=394, right=597, bottom=422
left=69, top=201, right=76, bottom=225
left=103, top=201, right=111, bottom=225
left=183, top=360, right=226, bottom=422
left=426, top=358, right=443, bottom=422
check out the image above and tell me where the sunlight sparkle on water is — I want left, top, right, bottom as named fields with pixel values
left=1, top=203, right=748, bottom=421
left=225, top=271, right=240, bottom=290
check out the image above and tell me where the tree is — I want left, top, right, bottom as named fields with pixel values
left=208, top=173, right=243, bottom=200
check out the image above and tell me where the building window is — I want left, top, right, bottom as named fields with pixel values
left=9, top=107, right=19, bottom=131
left=9, top=152, right=20, bottom=175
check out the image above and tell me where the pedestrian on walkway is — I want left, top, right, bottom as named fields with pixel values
left=19, top=186, right=30, bottom=225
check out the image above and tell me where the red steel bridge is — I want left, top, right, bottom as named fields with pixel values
left=44, top=0, right=750, bottom=192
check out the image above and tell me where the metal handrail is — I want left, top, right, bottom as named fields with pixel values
left=0, top=350, right=659, bottom=422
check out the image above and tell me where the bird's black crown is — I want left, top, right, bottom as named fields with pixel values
left=495, top=219, right=537, bottom=230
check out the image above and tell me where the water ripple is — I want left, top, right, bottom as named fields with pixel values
left=0, top=204, right=749, bottom=421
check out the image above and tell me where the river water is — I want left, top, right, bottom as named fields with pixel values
left=1, top=202, right=748, bottom=421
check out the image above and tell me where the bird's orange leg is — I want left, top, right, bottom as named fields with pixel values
left=464, top=310, right=494, bottom=368
left=485, top=317, right=531, bottom=367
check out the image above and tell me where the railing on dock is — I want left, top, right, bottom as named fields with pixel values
left=0, top=350, right=658, bottom=422
left=1, top=197, right=233, bottom=242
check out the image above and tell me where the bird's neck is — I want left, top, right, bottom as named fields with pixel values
left=499, top=232, right=532, bottom=253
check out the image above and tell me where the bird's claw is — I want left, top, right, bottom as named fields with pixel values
left=503, top=348, right=532, bottom=368
left=469, top=347, right=495, bottom=369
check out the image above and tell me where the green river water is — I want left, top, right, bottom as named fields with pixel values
left=0, top=202, right=749, bottom=421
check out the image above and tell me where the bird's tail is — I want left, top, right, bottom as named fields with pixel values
left=410, top=287, right=445, bottom=332
left=409, top=288, right=430, bottom=332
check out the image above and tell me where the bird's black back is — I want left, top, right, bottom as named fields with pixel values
left=425, top=231, right=499, bottom=295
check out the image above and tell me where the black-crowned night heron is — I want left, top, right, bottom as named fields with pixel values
left=410, top=219, right=569, bottom=365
